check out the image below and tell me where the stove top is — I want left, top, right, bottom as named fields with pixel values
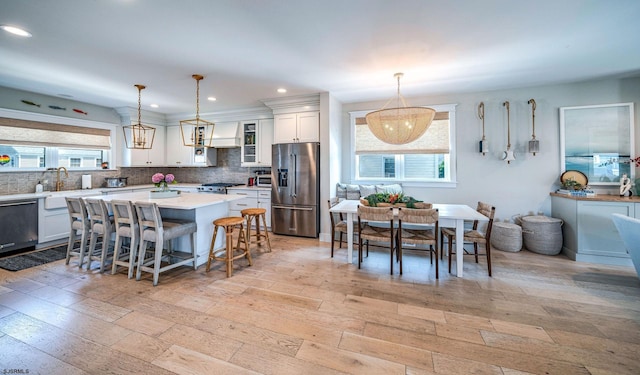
left=201, top=183, right=244, bottom=187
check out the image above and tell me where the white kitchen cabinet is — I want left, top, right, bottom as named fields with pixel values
left=126, top=125, right=166, bottom=166
left=551, top=194, right=635, bottom=266
left=274, top=111, right=319, bottom=144
left=38, top=204, right=69, bottom=244
left=241, top=119, right=274, bottom=167
left=227, top=187, right=272, bottom=228
left=165, top=125, right=215, bottom=166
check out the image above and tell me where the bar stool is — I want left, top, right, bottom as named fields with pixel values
left=110, top=200, right=139, bottom=279
left=65, top=197, right=91, bottom=268
left=206, top=216, right=252, bottom=277
left=134, top=202, right=197, bottom=286
left=241, top=207, right=271, bottom=253
left=84, top=198, right=115, bottom=273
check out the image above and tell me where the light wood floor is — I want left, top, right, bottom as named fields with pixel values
left=1, top=235, right=639, bottom=374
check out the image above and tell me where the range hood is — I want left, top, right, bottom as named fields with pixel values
left=210, top=121, right=241, bottom=148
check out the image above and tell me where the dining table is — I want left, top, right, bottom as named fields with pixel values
left=329, top=199, right=488, bottom=277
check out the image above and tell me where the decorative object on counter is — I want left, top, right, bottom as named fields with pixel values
left=152, top=173, right=176, bottom=191
left=104, top=177, right=127, bottom=188
left=123, top=84, right=155, bottom=149
left=560, top=170, right=588, bottom=190
left=527, top=98, right=539, bottom=155
left=359, top=193, right=426, bottom=208
left=365, top=72, right=436, bottom=145
left=620, top=173, right=633, bottom=197
left=82, top=174, right=92, bottom=190
left=72, top=108, right=88, bottom=115
left=101, top=161, right=109, bottom=169
left=501, top=101, right=516, bottom=164
left=520, top=215, right=563, bottom=255
left=478, top=102, right=488, bottom=155
left=35, top=181, right=43, bottom=193
left=180, top=74, right=215, bottom=148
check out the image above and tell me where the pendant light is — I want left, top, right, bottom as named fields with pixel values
left=123, top=84, right=155, bottom=149
left=501, top=101, right=515, bottom=164
left=528, top=98, right=539, bottom=155
left=478, top=102, right=488, bottom=155
left=365, top=73, right=436, bottom=145
left=180, top=74, right=215, bottom=147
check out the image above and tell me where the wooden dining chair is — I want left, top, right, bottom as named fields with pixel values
left=357, top=205, right=396, bottom=274
left=397, top=206, right=439, bottom=278
left=440, top=201, right=495, bottom=276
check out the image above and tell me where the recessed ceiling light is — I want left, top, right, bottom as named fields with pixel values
left=1, top=25, right=32, bottom=37
left=207, top=97, right=216, bottom=101
left=277, top=88, right=287, bottom=94
left=150, top=104, right=159, bottom=108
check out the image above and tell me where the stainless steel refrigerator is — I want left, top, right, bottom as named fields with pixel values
left=271, top=142, right=320, bottom=238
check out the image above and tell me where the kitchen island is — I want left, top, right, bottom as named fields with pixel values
left=99, top=191, right=245, bottom=267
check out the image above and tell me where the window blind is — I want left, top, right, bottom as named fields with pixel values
left=355, top=112, right=450, bottom=155
left=0, top=117, right=111, bottom=149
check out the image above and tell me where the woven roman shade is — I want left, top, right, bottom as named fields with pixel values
left=0, top=117, right=111, bottom=149
left=355, top=112, right=450, bottom=155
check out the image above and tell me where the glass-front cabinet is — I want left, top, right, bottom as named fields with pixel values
left=241, top=119, right=273, bottom=167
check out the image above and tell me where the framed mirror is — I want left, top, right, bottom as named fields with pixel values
left=560, top=102, right=635, bottom=186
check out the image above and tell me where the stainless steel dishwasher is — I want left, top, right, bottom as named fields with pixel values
left=0, top=199, right=39, bottom=255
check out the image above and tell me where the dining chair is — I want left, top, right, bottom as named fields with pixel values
left=110, top=199, right=139, bottom=279
left=84, top=198, right=115, bottom=273
left=440, top=201, right=495, bottom=276
left=134, top=201, right=197, bottom=286
left=328, top=198, right=362, bottom=258
left=397, top=207, right=439, bottom=278
left=357, top=205, right=396, bottom=274
left=64, top=197, right=91, bottom=268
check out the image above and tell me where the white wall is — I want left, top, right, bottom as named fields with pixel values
left=340, top=76, right=640, bottom=223
left=319, top=92, right=343, bottom=242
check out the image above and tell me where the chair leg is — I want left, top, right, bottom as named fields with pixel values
left=136, top=240, right=148, bottom=281
left=261, top=214, right=272, bottom=252
left=474, top=243, right=479, bottom=263
left=330, top=231, right=335, bottom=258
left=111, top=235, right=122, bottom=275
left=99, top=236, right=110, bottom=273
left=440, top=232, right=444, bottom=260
left=339, top=232, right=344, bottom=249
left=239, top=224, right=253, bottom=266
left=448, top=235, right=453, bottom=273
left=358, top=236, right=362, bottom=269
left=87, top=231, right=98, bottom=270
left=486, top=243, right=492, bottom=277
left=433, top=245, right=439, bottom=279
left=191, top=232, right=197, bottom=270
left=128, top=237, right=138, bottom=279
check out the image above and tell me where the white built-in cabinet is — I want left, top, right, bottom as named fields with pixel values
left=165, top=125, right=215, bottom=166
left=273, top=111, right=319, bottom=144
left=124, top=126, right=166, bottom=166
left=241, top=119, right=274, bottom=167
left=227, top=187, right=272, bottom=228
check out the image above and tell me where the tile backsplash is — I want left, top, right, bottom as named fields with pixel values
left=0, top=148, right=269, bottom=195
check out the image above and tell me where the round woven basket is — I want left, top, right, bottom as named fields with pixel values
left=491, top=222, right=522, bottom=252
left=520, top=215, right=563, bottom=255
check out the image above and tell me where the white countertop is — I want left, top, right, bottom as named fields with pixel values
left=98, top=191, right=244, bottom=210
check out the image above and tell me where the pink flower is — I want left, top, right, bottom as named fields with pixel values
left=165, top=174, right=175, bottom=184
left=151, top=173, right=164, bottom=184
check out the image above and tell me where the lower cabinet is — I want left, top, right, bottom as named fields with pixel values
left=551, top=195, right=635, bottom=266
left=227, top=188, right=271, bottom=228
left=38, top=203, right=70, bottom=244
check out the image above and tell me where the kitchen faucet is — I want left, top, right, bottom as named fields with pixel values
left=56, top=166, right=68, bottom=191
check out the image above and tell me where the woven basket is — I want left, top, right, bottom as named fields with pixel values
left=491, top=222, right=522, bottom=252
left=521, top=215, right=563, bottom=255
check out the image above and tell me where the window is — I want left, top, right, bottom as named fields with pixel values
left=351, top=104, right=456, bottom=184
left=0, top=116, right=112, bottom=171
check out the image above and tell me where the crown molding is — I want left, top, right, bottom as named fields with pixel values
left=115, top=107, right=168, bottom=126
left=261, top=93, right=321, bottom=114
left=165, top=106, right=274, bottom=124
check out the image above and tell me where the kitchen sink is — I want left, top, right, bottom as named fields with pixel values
left=44, top=190, right=102, bottom=209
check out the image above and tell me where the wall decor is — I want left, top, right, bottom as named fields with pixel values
left=528, top=99, right=539, bottom=155
left=560, top=102, right=635, bottom=185
left=21, top=99, right=41, bottom=107
left=501, top=101, right=515, bottom=164
left=478, top=102, right=488, bottom=155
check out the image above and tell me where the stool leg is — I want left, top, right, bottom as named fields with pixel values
left=206, top=224, right=220, bottom=272
left=262, top=214, right=271, bottom=252
left=226, top=225, right=233, bottom=277
left=239, top=223, right=253, bottom=266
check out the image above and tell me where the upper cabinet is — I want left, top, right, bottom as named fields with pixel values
left=165, top=125, right=216, bottom=167
left=274, top=111, right=319, bottom=144
left=122, top=125, right=166, bottom=166
left=241, top=119, right=274, bottom=167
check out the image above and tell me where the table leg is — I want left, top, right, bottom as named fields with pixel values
left=346, top=212, right=354, bottom=264
left=455, top=218, right=464, bottom=277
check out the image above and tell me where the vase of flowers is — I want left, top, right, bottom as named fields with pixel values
left=152, top=173, right=176, bottom=192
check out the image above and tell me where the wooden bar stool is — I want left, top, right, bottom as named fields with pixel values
left=241, top=207, right=272, bottom=253
left=206, top=216, right=253, bottom=277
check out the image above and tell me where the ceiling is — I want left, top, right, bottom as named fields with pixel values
left=1, top=0, right=640, bottom=117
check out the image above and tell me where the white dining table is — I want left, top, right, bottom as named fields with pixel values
left=329, top=200, right=488, bottom=277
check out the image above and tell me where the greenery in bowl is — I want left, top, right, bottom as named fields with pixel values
left=561, top=177, right=583, bottom=190
left=363, top=193, right=423, bottom=208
